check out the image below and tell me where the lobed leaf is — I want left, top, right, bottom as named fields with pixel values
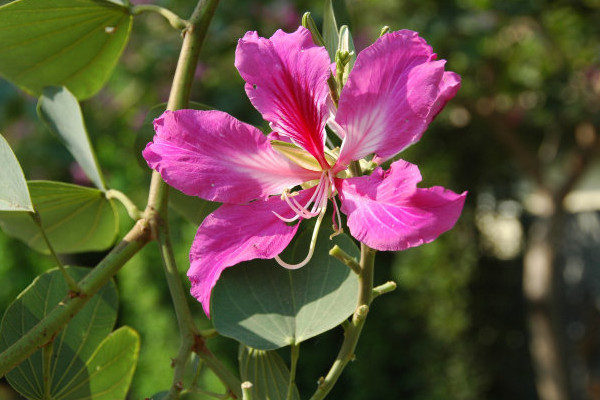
left=211, top=229, right=359, bottom=350
left=0, top=0, right=133, bottom=100
left=37, top=86, right=107, bottom=191
left=0, top=181, right=118, bottom=254
left=0, top=133, right=33, bottom=212
left=0, top=266, right=120, bottom=399
left=239, top=345, right=300, bottom=400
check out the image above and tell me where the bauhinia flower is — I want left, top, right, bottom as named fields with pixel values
left=143, top=26, right=467, bottom=316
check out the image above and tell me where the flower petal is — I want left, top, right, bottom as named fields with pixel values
left=338, top=160, right=466, bottom=251
left=188, top=190, right=314, bottom=316
left=336, top=30, right=460, bottom=166
left=235, top=27, right=331, bottom=168
left=143, top=109, right=318, bottom=204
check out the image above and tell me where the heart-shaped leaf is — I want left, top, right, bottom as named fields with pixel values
left=37, top=86, right=106, bottom=191
left=211, top=229, right=359, bottom=350
left=0, top=133, right=33, bottom=212
left=0, top=181, right=118, bottom=254
left=0, top=266, right=120, bottom=399
left=0, top=0, right=132, bottom=99
left=239, top=345, right=300, bottom=400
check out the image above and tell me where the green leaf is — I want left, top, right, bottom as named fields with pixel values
left=0, top=133, right=33, bottom=212
left=323, top=0, right=339, bottom=62
left=0, top=0, right=133, bottom=100
left=0, top=266, right=119, bottom=399
left=80, top=326, right=140, bottom=400
left=0, top=181, right=118, bottom=254
left=37, top=86, right=106, bottom=191
left=211, top=229, right=360, bottom=350
left=238, top=345, right=300, bottom=400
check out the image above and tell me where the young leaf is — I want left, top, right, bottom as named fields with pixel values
left=211, top=229, right=359, bottom=350
left=0, top=133, right=33, bottom=212
left=323, top=0, right=339, bottom=62
left=0, top=181, right=118, bottom=254
left=0, top=266, right=118, bottom=399
left=0, top=0, right=133, bottom=100
left=239, top=345, right=300, bottom=400
left=37, top=86, right=107, bottom=191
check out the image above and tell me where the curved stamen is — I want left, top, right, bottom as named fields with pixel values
left=275, top=200, right=327, bottom=269
left=272, top=211, right=301, bottom=223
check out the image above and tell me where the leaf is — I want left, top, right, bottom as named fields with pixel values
left=0, top=0, right=133, bottom=100
left=0, top=266, right=119, bottom=399
left=322, top=0, right=339, bottom=62
left=78, top=326, right=140, bottom=400
left=0, top=133, right=33, bottom=212
left=211, top=229, right=360, bottom=350
left=37, top=86, right=106, bottom=191
left=0, top=181, right=118, bottom=254
left=239, top=345, right=300, bottom=400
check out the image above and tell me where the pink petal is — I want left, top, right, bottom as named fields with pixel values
left=336, top=30, right=461, bottom=166
left=188, top=190, right=313, bottom=316
left=143, top=109, right=318, bottom=204
left=338, top=160, right=466, bottom=251
left=235, top=27, right=331, bottom=168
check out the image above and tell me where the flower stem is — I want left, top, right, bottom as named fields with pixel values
left=242, top=382, right=254, bottom=400
left=308, top=243, right=376, bottom=400
left=287, top=344, right=300, bottom=400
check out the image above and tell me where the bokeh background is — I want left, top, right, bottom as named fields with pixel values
left=1, top=0, right=599, bottom=399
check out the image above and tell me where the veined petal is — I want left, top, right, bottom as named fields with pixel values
left=336, top=30, right=461, bottom=166
left=188, top=189, right=314, bottom=316
left=235, top=27, right=331, bottom=168
left=143, top=109, right=318, bottom=204
left=338, top=160, right=466, bottom=251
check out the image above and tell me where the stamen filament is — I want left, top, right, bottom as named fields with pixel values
left=275, top=203, right=327, bottom=270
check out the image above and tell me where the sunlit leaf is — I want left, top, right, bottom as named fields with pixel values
left=239, top=345, right=300, bottom=400
left=212, top=228, right=359, bottom=350
left=323, top=0, right=339, bottom=62
left=0, top=0, right=133, bottom=99
left=37, top=86, right=106, bottom=191
left=0, top=133, right=33, bottom=212
left=0, top=181, right=118, bottom=254
left=0, top=266, right=118, bottom=399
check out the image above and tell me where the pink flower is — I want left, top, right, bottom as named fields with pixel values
left=143, top=27, right=466, bottom=316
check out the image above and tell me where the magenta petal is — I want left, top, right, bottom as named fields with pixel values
left=188, top=190, right=313, bottom=316
left=338, top=160, right=466, bottom=251
left=143, top=109, right=318, bottom=204
left=336, top=30, right=461, bottom=166
left=235, top=27, right=331, bottom=167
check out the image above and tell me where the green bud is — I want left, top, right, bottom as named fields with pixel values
left=301, top=12, right=325, bottom=47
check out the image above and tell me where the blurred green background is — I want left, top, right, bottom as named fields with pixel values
left=1, top=0, right=599, bottom=399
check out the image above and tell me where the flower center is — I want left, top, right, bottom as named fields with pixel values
left=272, top=169, right=344, bottom=269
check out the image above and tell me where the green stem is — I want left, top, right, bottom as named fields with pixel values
left=329, top=245, right=361, bottom=275
left=308, top=244, right=376, bottom=400
left=287, top=344, right=300, bottom=400
left=372, top=281, right=397, bottom=299
left=30, top=212, right=79, bottom=292
left=0, top=220, right=150, bottom=377
left=150, top=1, right=241, bottom=398
left=131, top=4, right=188, bottom=30
left=106, top=189, right=143, bottom=220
